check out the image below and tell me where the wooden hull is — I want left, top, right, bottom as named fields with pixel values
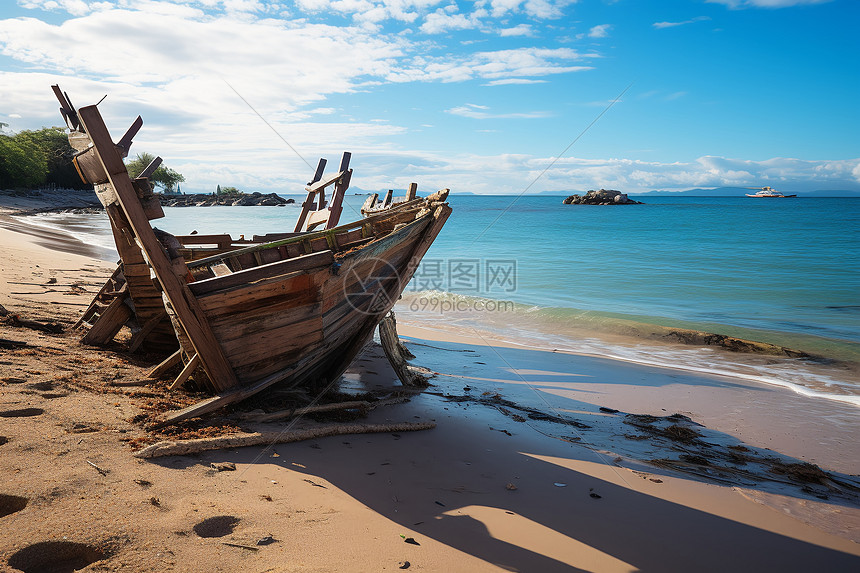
left=162, top=202, right=450, bottom=422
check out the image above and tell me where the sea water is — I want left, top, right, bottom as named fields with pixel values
left=20, top=194, right=860, bottom=404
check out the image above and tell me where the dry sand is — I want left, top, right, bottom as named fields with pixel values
left=1, top=195, right=859, bottom=572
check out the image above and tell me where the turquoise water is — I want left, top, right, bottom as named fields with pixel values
left=424, top=195, right=860, bottom=346
left=22, top=194, right=860, bottom=403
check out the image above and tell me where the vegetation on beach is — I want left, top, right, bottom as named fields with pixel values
left=215, top=184, right=242, bottom=195
left=125, top=152, right=185, bottom=194
left=0, top=129, right=186, bottom=194
left=0, top=127, right=88, bottom=190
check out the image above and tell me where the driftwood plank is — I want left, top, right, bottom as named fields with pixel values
left=242, top=396, right=410, bottom=423
left=134, top=422, right=436, bottom=458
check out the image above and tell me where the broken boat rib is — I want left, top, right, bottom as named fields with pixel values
left=53, top=86, right=452, bottom=424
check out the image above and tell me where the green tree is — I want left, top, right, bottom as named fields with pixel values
left=16, top=127, right=87, bottom=189
left=125, top=152, right=185, bottom=194
left=0, top=133, right=47, bottom=189
left=217, top=186, right=241, bottom=195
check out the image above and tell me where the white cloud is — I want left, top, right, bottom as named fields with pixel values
left=389, top=47, right=592, bottom=83
left=587, top=24, right=610, bottom=38
left=0, top=4, right=602, bottom=194
left=341, top=153, right=860, bottom=196
left=707, top=0, right=831, bottom=8
left=653, top=16, right=711, bottom=29
left=20, top=0, right=93, bottom=16
left=484, top=78, right=547, bottom=86
left=419, top=7, right=480, bottom=34
left=499, top=24, right=533, bottom=37
left=486, top=0, right=522, bottom=18
left=445, top=103, right=550, bottom=118
left=522, top=0, right=569, bottom=19
left=507, top=155, right=860, bottom=195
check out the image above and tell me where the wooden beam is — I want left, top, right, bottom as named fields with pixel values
left=116, top=116, right=143, bottom=155
left=76, top=104, right=239, bottom=392
left=138, top=156, right=162, bottom=179
left=169, top=353, right=200, bottom=390
left=325, top=152, right=351, bottom=230
left=51, top=84, right=79, bottom=131
left=361, top=193, right=378, bottom=213
left=305, top=170, right=346, bottom=194
left=309, top=158, right=327, bottom=185
left=378, top=312, right=426, bottom=387
left=80, top=292, right=132, bottom=346
left=147, top=349, right=182, bottom=379
left=406, top=182, right=418, bottom=202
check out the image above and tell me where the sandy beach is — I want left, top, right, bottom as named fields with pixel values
left=1, top=194, right=859, bottom=572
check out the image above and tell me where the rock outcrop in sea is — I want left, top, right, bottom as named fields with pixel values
left=563, top=189, right=643, bottom=205
left=158, top=192, right=294, bottom=207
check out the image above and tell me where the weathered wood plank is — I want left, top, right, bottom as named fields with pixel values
left=305, top=169, right=346, bottom=194
left=325, top=152, right=351, bottom=230
left=175, top=234, right=234, bottom=247
left=406, top=182, right=418, bottom=202
left=378, top=312, right=425, bottom=387
left=169, top=353, right=199, bottom=390
left=197, top=271, right=322, bottom=319
left=189, top=250, right=333, bottom=296
left=80, top=293, right=132, bottom=346
left=361, top=193, right=378, bottom=213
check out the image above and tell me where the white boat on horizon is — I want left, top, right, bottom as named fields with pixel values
left=745, top=186, right=797, bottom=198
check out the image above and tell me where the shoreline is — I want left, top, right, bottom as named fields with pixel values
left=394, top=311, right=860, bottom=408
left=1, top=197, right=859, bottom=570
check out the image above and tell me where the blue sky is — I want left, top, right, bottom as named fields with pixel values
left=0, top=0, right=858, bottom=194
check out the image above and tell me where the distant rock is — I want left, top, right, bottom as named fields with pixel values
left=563, top=189, right=643, bottom=205
left=158, top=192, right=293, bottom=207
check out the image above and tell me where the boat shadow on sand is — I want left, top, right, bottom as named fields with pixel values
left=146, top=338, right=860, bottom=573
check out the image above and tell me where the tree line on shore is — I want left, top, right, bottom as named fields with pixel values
left=0, top=126, right=186, bottom=193
left=0, top=126, right=88, bottom=190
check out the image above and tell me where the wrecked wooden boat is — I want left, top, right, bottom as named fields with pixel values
left=52, top=86, right=451, bottom=423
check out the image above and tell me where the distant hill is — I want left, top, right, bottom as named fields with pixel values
left=636, top=187, right=860, bottom=197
